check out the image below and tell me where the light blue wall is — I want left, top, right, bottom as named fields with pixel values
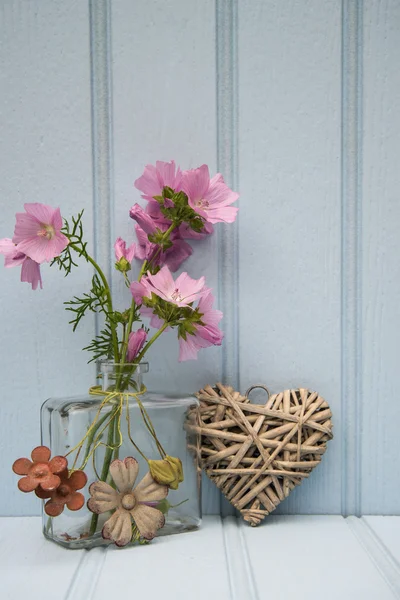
left=0, top=0, right=399, bottom=516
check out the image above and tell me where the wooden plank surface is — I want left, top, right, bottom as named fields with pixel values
left=0, top=0, right=95, bottom=517
left=365, top=516, right=400, bottom=563
left=1, top=516, right=399, bottom=600
left=361, top=0, right=400, bottom=515
left=241, top=516, right=397, bottom=600
left=237, top=0, right=342, bottom=514
left=110, top=0, right=220, bottom=513
left=0, top=517, right=83, bottom=600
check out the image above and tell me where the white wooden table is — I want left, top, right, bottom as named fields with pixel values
left=1, top=516, right=400, bottom=599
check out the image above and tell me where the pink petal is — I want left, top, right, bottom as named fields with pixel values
left=181, top=164, right=210, bottom=202
left=146, top=200, right=169, bottom=222
left=114, top=237, right=125, bottom=261
left=205, top=174, right=239, bottom=207
left=175, top=272, right=206, bottom=303
left=0, top=238, right=26, bottom=268
left=164, top=238, right=193, bottom=272
left=129, top=204, right=157, bottom=234
left=127, top=329, right=147, bottom=362
left=12, top=213, right=41, bottom=243
left=205, top=205, right=239, bottom=224
left=134, top=164, right=160, bottom=199
left=50, top=207, right=63, bottom=230
left=178, top=335, right=200, bottom=361
left=24, top=203, right=57, bottom=224
left=125, top=242, right=136, bottom=262
left=146, top=265, right=175, bottom=299
left=155, top=160, right=182, bottom=190
left=130, top=280, right=151, bottom=304
left=179, top=221, right=214, bottom=239
left=17, top=233, right=67, bottom=263
left=20, top=258, right=42, bottom=290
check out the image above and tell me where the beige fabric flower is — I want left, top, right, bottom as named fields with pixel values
left=87, top=457, right=168, bottom=547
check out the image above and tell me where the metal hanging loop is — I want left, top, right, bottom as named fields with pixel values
left=245, top=384, right=271, bottom=401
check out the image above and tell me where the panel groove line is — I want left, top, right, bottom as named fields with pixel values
left=341, top=0, right=363, bottom=517
left=89, top=0, right=115, bottom=310
left=222, top=517, right=259, bottom=600
left=216, top=0, right=239, bottom=518
left=346, top=517, right=400, bottom=598
left=64, top=548, right=108, bottom=600
left=216, top=0, right=240, bottom=390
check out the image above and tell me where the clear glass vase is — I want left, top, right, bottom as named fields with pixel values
left=40, top=361, right=201, bottom=549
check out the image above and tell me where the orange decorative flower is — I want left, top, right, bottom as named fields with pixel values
left=36, top=469, right=88, bottom=516
left=12, top=446, right=67, bottom=493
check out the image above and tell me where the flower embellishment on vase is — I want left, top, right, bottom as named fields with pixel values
left=88, top=457, right=168, bottom=546
left=3, top=159, right=239, bottom=547
left=13, top=446, right=87, bottom=516
left=12, top=446, right=68, bottom=493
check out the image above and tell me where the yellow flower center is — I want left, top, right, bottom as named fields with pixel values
left=121, top=493, right=136, bottom=510
left=38, top=224, right=56, bottom=240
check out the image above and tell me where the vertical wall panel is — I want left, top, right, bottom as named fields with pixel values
left=341, top=0, right=363, bottom=517
left=238, top=0, right=342, bottom=513
left=361, top=0, right=400, bottom=514
left=0, top=1, right=94, bottom=515
left=111, top=0, right=220, bottom=513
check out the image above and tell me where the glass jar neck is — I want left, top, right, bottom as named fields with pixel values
left=98, top=361, right=149, bottom=393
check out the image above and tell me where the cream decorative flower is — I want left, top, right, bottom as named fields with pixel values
left=87, top=457, right=168, bottom=547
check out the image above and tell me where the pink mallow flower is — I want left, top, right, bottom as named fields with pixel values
left=127, top=329, right=147, bottom=362
left=178, top=291, right=224, bottom=361
left=12, top=203, right=69, bottom=263
left=133, top=225, right=192, bottom=272
left=114, top=237, right=135, bottom=263
left=134, top=160, right=182, bottom=223
left=0, top=238, right=42, bottom=290
left=129, top=204, right=157, bottom=235
left=131, top=265, right=206, bottom=308
left=181, top=165, right=239, bottom=224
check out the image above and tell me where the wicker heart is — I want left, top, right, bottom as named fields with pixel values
left=189, top=383, right=333, bottom=526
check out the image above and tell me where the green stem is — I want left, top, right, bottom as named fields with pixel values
left=68, top=241, right=120, bottom=363
left=88, top=413, right=116, bottom=537
left=78, top=408, right=115, bottom=471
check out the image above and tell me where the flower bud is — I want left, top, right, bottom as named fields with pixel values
left=115, top=257, right=131, bottom=273
left=148, top=455, right=184, bottom=490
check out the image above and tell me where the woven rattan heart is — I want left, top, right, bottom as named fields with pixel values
left=188, top=383, right=333, bottom=526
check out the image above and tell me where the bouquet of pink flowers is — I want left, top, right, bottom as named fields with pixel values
left=2, top=160, right=238, bottom=547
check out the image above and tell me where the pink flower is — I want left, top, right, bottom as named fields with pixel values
left=133, top=225, right=192, bottom=272
left=0, top=238, right=42, bottom=290
left=129, top=204, right=157, bottom=235
left=114, top=237, right=135, bottom=263
left=178, top=291, right=223, bottom=361
left=135, top=160, right=183, bottom=223
left=131, top=265, right=206, bottom=308
left=12, top=203, right=69, bottom=263
left=181, top=165, right=239, bottom=224
left=127, top=329, right=147, bottom=362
